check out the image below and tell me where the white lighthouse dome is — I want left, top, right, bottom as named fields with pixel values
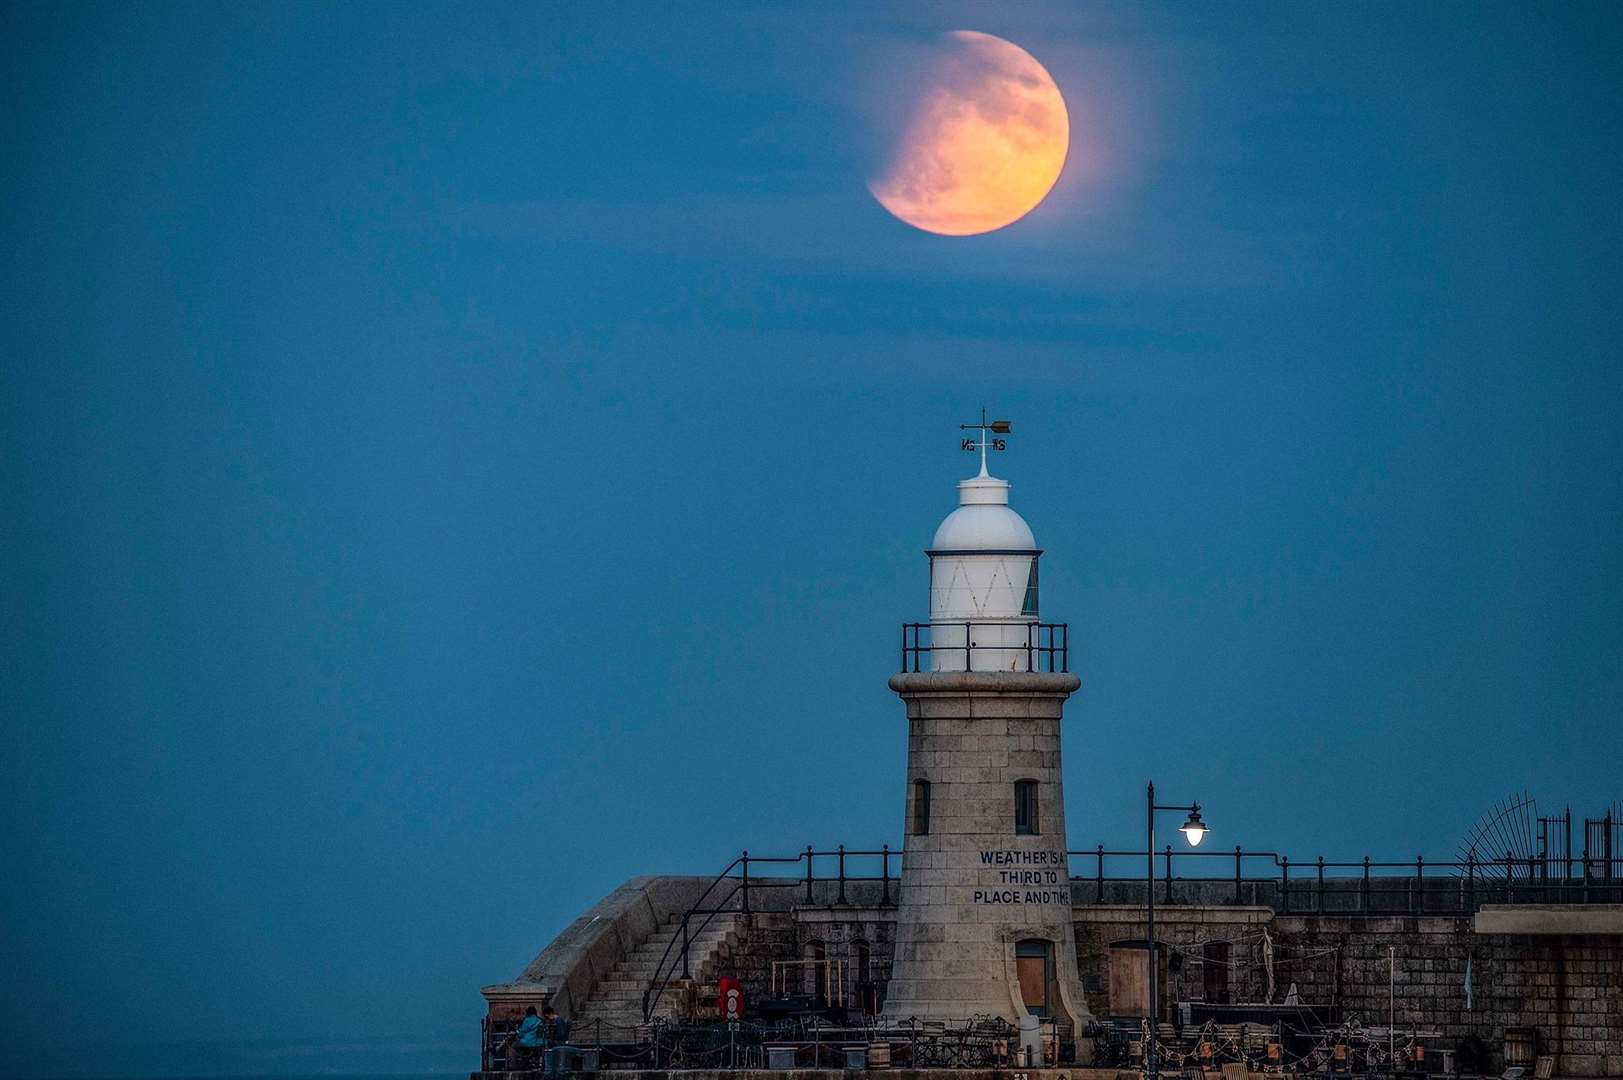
left=930, top=475, right=1037, bottom=552
left=926, top=467, right=1043, bottom=671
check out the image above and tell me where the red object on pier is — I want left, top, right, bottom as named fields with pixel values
left=718, top=977, right=744, bottom=1020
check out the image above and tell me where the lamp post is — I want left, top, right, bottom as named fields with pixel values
left=1145, top=782, right=1208, bottom=1080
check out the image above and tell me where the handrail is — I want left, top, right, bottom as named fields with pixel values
left=640, top=853, right=747, bottom=1023
left=642, top=881, right=749, bottom=1022
left=640, top=847, right=899, bottom=1022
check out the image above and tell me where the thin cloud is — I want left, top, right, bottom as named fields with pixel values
left=439, top=189, right=1275, bottom=292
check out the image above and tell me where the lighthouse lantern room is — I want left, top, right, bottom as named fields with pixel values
left=926, top=412, right=1042, bottom=672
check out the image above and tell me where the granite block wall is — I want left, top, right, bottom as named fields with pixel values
left=1070, top=908, right=1622, bottom=1076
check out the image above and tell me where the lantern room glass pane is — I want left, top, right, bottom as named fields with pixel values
left=1021, top=558, right=1040, bottom=616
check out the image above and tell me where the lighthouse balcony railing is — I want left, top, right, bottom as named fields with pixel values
left=900, top=620, right=1069, bottom=673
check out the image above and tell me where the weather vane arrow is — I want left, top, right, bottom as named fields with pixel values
left=959, top=406, right=1011, bottom=477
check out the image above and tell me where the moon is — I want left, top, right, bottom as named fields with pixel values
left=869, top=31, right=1070, bottom=237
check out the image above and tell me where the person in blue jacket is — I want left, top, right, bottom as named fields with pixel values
left=512, top=1005, right=544, bottom=1068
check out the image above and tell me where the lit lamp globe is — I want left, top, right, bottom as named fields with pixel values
left=1179, top=807, right=1209, bottom=847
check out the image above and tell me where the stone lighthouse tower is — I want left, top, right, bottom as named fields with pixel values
left=884, top=416, right=1091, bottom=1053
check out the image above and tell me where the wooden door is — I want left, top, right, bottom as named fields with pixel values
left=1108, top=941, right=1155, bottom=1018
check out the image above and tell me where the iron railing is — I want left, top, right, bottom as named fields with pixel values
left=642, top=846, right=899, bottom=1022
left=1075, top=845, right=1623, bottom=914
left=899, top=621, right=1069, bottom=673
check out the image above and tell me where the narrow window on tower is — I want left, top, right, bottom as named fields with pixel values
left=913, top=779, right=932, bottom=836
left=1014, top=779, right=1039, bottom=835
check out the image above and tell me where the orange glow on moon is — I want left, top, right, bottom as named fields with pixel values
left=869, top=31, right=1070, bottom=237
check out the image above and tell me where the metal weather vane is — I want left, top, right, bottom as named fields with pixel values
left=959, top=407, right=1011, bottom=476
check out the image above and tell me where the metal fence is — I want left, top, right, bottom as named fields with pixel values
left=1074, top=845, right=1623, bottom=914
left=899, top=621, right=1069, bottom=673
left=487, top=1015, right=1032, bottom=1070
left=698, top=840, right=1622, bottom=922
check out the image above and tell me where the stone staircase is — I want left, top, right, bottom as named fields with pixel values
left=569, top=912, right=743, bottom=1039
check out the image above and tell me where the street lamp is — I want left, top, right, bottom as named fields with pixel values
left=1179, top=807, right=1207, bottom=847
left=1146, top=783, right=1210, bottom=1080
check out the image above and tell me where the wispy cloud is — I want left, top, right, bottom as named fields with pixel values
left=438, top=188, right=1275, bottom=293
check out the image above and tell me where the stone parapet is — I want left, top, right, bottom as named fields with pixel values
left=1475, top=904, right=1623, bottom=935
left=1073, top=904, right=1275, bottom=927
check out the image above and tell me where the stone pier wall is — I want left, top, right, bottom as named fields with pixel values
left=1070, top=905, right=1623, bottom=1076
left=496, top=877, right=1620, bottom=1076
left=721, top=902, right=1621, bottom=1073
left=713, top=903, right=898, bottom=1016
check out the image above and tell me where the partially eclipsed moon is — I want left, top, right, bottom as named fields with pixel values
left=869, top=31, right=1069, bottom=237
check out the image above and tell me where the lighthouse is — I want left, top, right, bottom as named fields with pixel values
left=884, top=415, right=1091, bottom=1058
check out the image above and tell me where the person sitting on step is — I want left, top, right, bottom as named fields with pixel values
left=539, top=1006, right=572, bottom=1077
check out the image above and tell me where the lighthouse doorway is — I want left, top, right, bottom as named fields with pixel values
left=1015, top=939, right=1055, bottom=1018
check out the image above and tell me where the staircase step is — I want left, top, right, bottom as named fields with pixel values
left=568, top=914, right=743, bottom=1025
left=636, top=929, right=731, bottom=951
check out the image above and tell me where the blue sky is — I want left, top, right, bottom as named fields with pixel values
left=4, top=3, right=1621, bottom=1075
